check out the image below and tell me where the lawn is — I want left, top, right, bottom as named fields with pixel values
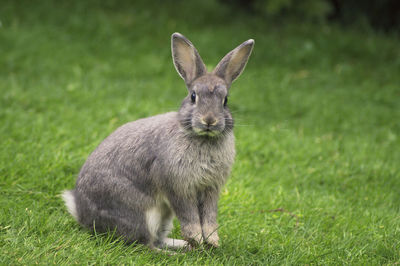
left=1, top=0, right=400, bottom=264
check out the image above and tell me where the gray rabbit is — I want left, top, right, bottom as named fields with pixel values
left=62, top=33, right=254, bottom=250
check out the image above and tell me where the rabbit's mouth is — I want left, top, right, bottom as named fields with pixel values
left=193, top=127, right=220, bottom=137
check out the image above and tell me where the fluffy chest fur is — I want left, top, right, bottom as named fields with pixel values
left=163, top=128, right=236, bottom=195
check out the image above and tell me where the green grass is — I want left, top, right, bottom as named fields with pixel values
left=1, top=0, right=400, bottom=264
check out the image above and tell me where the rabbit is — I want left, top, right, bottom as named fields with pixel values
left=62, top=32, right=254, bottom=251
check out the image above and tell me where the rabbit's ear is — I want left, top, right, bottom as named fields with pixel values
left=171, top=33, right=207, bottom=85
left=213, top=39, right=254, bottom=86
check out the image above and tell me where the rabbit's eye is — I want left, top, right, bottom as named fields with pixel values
left=224, top=96, right=228, bottom=107
left=191, top=92, right=196, bottom=103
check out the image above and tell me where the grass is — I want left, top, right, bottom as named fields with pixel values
left=1, top=0, right=400, bottom=264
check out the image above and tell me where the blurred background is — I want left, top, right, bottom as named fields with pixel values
left=222, top=0, right=400, bottom=31
left=1, top=0, right=400, bottom=264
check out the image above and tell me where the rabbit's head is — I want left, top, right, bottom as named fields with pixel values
left=172, top=33, right=254, bottom=137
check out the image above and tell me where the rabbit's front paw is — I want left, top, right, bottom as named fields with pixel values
left=181, top=224, right=203, bottom=247
left=205, top=233, right=219, bottom=248
left=203, top=226, right=219, bottom=248
left=186, top=233, right=204, bottom=248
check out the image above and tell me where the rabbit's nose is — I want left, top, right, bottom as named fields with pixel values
left=201, top=115, right=217, bottom=127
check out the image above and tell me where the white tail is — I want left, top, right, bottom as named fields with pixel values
left=62, top=190, right=78, bottom=219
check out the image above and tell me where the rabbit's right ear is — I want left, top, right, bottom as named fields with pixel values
left=171, top=33, right=207, bottom=85
left=213, top=39, right=254, bottom=87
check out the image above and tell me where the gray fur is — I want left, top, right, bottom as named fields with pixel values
left=63, top=33, right=254, bottom=250
left=171, top=33, right=207, bottom=86
left=213, top=39, right=254, bottom=86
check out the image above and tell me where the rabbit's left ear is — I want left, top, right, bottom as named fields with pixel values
left=171, top=33, right=207, bottom=86
left=213, top=39, right=254, bottom=86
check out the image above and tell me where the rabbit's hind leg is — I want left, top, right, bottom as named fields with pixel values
left=151, top=202, right=189, bottom=250
left=145, top=202, right=171, bottom=245
left=74, top=191, right=153, bottom=246
left=93, top=208, right=153, bottom=246
left=159, top=238, right=189, bottom=250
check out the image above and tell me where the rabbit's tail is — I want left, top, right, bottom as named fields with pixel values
left=62, top=190, right=78, bottom=220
